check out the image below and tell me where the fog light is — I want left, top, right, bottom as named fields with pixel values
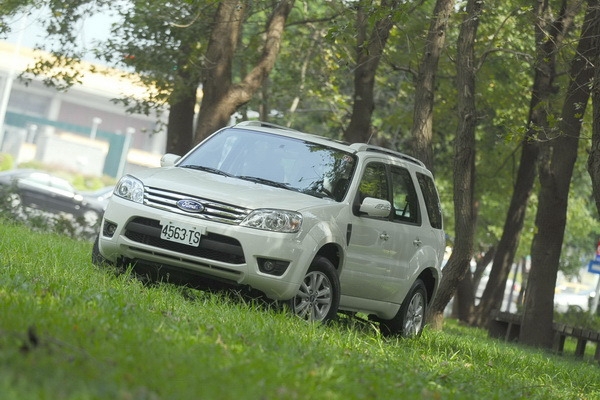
left=103, top=220, right=118, bottom=238
left=263, top=260, right=276, bottom=272
left=257, top=258, right=290, bottom=276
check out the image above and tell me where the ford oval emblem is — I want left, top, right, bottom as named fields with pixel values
left=176, top=199, right=205, bottom=213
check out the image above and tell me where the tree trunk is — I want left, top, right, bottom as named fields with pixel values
left=193, top=0, right=295, bottom=144
left=427, top=0, right=482, bottom=329
left=166, top=63, right=199, bottom=154
left=410, top=0, right=455, bottom=171
left=344, top=0, right=399, bottom=144
left=193, top=0, right=245, bottom=143
left=588, top=32, right=600, bottom=217
left=455, top=273, right=475, bottom=323
left=520, top=0, right=600, bottom=348
left=476, top=0, right=579, bottom=329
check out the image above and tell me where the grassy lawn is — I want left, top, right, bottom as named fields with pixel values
left=0, top=220, right=598, bottom=399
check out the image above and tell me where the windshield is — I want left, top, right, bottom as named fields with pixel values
left=178, top=128, right=357, bottom=201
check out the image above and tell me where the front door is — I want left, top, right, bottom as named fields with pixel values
left=341, top=161, right=424, bottom=303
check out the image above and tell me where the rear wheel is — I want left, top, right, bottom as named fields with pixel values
left=288, top=257, right=340, bottom=322
left=380, top=279, right=428, bottom=338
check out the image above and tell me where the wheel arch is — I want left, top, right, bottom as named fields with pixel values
left=417, top=267, right=439, bottom=305
left=314, top=242, right=343, bottom=274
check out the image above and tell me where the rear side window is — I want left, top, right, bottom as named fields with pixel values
left=416, top=173, right=443, bottom=229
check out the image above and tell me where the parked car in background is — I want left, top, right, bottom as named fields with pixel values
left=554, top=283, right=595, bottom=313
left=93, top=121, right=445, bottom=337
left=81, top=186, right=114, bottom=210
left=0, top=169, right=105, bottom=224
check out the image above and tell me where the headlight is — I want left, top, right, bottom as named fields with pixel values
left=114, top=175, right=144, bottom=203
left=241, top=209, right=302, bottom=233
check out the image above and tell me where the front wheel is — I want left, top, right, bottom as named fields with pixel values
left=380, top=279, right=428, bottom=338
left=288, top=257, right=340, bottom=322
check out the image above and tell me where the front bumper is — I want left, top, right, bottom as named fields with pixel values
left=98, top=196, right=317, bottom=300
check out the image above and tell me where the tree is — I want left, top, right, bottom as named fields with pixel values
left=588, top=20, right=600, bottom=218
left=520, top=0, right=600, bottom=348
left=343, top=0, right=403, bottom=144
left=475, top=0, right=580, bottom=328
left=427, top=0, right=483, bottom=328
left=410, top=0, right=455, bottom=171
left=193, top=0, right=296, bottom=143
left=101, top=0, right=213, bottom=155
left=2, top=0, right=297, bottom=154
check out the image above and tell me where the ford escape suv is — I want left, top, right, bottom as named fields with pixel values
left=93, top=121, right=445, bottom=337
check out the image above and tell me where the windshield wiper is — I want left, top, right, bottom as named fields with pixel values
left=303, top=180, right=335, bottom=200
left=236, top=175, right=289, bottom=189
left=180, top=165, right=231, bottom=177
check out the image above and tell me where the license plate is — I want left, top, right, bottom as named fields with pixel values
left=159, top=220, right=205, bottom=247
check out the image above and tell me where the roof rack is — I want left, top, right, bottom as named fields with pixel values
left=350, top=143, right=425, bottom=167
left=235, top=120, right=298, bottom=132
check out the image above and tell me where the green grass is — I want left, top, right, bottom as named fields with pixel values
left=1, top=220, right=599, bottom=399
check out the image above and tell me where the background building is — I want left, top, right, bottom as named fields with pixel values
left=0, top=41, right=167, bottom=177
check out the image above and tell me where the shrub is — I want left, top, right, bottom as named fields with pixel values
left=0, top=153, right=14, bottom=171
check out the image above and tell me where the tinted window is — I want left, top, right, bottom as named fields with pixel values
left=416, top=173, right=443, bottom=229
left=391, top=166, right=420, bottom=224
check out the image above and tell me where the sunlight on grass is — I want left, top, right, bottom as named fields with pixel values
left=0, top=221, right=599, bottom=399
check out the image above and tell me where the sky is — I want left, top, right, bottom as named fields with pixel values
left=4, top=8, right=115, bottom=63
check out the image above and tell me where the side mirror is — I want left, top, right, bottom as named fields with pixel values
left=160, top=153, right=181, bottom=167
left=359, top=197, right=391, bottom=218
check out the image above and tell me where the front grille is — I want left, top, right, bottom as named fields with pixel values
left=124, top=217, right=245, bottom=264
left=144, top=186, right=250, bottom=224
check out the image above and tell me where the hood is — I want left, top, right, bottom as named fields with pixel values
left=134, top=167, right=330, bottom=211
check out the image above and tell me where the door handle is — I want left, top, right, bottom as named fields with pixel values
left=413, top=238, right=422, bottom=247
left=380, top=232, right=389, bottom=241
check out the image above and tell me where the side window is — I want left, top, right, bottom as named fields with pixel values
left=50, top=177, right=76, bottom=194
left=416, top=172, right=443, bottom=229
left=391, top=167, right=420, bottom=224
left=358, top=162, right=388, bottom=202
left=24, top=173, right=51, bottom=187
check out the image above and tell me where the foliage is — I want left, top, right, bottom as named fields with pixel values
left=0, top=153, right=14, bottom=171
left=0, top=165, right=108, bottom=240
left=554, top=309, right=600, bottom=331
left=96, top=0, right=213, bottom=115
left=0, top=187, right=99, bottom=241
left=16, top=160, right=115, bottom=190
left=0, top=0, right=33, bottom=35
left=0, top=221, right=599, bottom=399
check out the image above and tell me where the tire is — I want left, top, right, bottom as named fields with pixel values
left=380, top=279, right=428, bottom=338
left=288, top=256, right=340, bottom=322
left=91, top=235, right=112, bottom=267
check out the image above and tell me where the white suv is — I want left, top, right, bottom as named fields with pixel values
left=93, top=122, right=445, bottom=336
